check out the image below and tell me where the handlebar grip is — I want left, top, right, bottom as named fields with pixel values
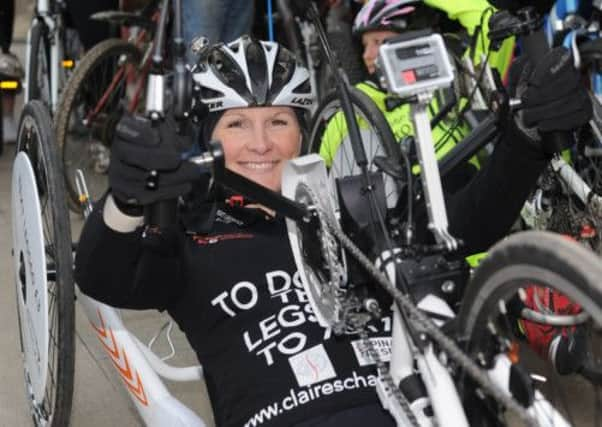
left=144, top=199, right=178, bottom=229
left=143, top=168, right=178, bottom=228
left=521, top=28, right=574, bottom=154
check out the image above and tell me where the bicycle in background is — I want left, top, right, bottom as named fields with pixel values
left=25, top=0, right=82, bottom=113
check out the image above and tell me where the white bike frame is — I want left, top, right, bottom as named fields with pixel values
left=25, top=0, right=67, bottom=113
left=76, top=291, right=208, bottom=427
left=73, top=173, right=208, bottom=427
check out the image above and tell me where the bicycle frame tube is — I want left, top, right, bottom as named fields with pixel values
left=411, top=99, right=458, bottom=251
left=375, top=249, right=465, bottom=426
left=486, top=354, right=570, bottom=427
left=77, top=289, right=207, bottom=427
left=416, top=346, right=469, bottom=427
left=550, top=156, right=602, bottom=210
left=50, top=28, right=62, bottom=112
left=37, top=0, right=50, bottom=14
left=24, top=25, right=33, bottom=102
left=33, top=11, right=60, bottom=112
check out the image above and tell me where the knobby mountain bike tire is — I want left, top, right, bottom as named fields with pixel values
left=55, top=38, right=143, bottom=213
left=13, top=100, right=75, bottom=427
left=458, top=230, right=602, bottom=426
left=27, top=19, right=51, bottom=108
left=308, top=87, right=401, bottom=209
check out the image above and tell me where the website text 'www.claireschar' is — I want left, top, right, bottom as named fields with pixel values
left=244, top=371, right=378, bottom=427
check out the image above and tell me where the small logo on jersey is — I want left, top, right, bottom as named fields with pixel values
left=289, top=344, right=337, bottom=387
left=215, top=209, right=244, bottom=226
left=351, top=337, right=392, bottom=366
left=192, top=232, right=254, bottom=245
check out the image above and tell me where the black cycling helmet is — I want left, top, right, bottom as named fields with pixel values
left=193, top=35, right=314, bottom=113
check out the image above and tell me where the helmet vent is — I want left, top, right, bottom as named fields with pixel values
left=292, top=79, right=311, bottom=94
left=200, top=86, right=224, bottom=99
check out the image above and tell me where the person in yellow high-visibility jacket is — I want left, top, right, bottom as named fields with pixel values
left=319, top=0, right=515, bottom=265
left=319, top=0, right=515, bottom=196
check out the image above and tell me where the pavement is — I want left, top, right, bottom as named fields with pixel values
left=0, top=1, right=214, bottom=426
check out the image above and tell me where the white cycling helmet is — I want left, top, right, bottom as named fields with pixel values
left=353, top=0, right=422, bottom=36
left=193, top=36, right=314, bottom=113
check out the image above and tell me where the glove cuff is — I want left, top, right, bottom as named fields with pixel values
left=104, top=194, right=144, bottom=233
left=514, top=110, right=541, bottom=144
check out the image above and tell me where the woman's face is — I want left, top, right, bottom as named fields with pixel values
left=361, top=30, right=400, bottom=75
left=212, top=106, right=302, bottom=192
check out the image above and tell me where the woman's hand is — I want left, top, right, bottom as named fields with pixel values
left=108, top=114, right=200, bottom=213
left=509, top=46, right=592, bottom=156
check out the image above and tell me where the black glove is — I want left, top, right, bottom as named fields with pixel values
left=509, top=46, right=592, bottom=155
left=108, top=113, right=200, bottom=212
left=487, top=0, right=555, bottom=15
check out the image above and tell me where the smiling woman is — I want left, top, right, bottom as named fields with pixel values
left=191, top=36, right=314, bottom=193
left=212, top=107, right=302, bottom=191
left=73, top=33, right=593, bottom=427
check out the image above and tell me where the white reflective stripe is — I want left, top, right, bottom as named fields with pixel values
left=192, top=70, right=250, bottom=111
left=103, top=194, right=144, bottom=233
left=261, top=40, right=279, bottom=88
left=270, top=66, right=313, bottom=110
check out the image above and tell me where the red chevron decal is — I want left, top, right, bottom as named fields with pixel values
left=91, top=309, right=149, bottom=406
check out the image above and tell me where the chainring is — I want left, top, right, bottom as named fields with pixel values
left=282, top=154, right=348, bottom=330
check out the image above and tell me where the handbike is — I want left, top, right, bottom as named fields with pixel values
left=10, top=3, right=602, bottom=427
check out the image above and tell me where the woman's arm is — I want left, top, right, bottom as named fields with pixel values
left=446, top=121, right=548, bottom=254
left=74, top=194, right=185, bottom=310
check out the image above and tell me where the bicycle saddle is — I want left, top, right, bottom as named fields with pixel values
left=90, top=11, right=154, bottom=31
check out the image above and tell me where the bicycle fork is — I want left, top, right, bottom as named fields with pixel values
left=375, top=250, right=468, bottom=427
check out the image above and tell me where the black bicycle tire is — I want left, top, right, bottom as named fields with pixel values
left=460, top=229, right=602, bottom=337
left=15, top=100, right=75, bottom=427
left=308, top=87, right=397, bottom=156
left=0, top=93, right=4, bottom=156
left=458, top=230, right=602, bottom=423
left=27, top=19, right=51, bottom=106
left=308, top=86, right=400, bottom=211
left=55, top=38, right=142, bottom=213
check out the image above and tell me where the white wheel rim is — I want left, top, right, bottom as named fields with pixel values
left=12, top=151, right=49, bottom=404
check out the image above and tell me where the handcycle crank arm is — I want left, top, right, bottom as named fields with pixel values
left=187, top=144, right=309, bottom=222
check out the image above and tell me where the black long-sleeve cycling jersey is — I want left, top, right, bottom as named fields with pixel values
left=75, top=123, right=548, bottom=427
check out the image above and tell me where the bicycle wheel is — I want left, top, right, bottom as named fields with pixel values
left=27, top=19, right=51, bottom=107
left=0, top=92, right=3, bottom=156
left=458, top=230, right=602, bottom=426
left=12, top=100, right=75, bottom=426
left=317, top=30, right=365, bottom=99
left=55, top=38, right=143, bottom=212
left=308, top=87, right=400, bottom=209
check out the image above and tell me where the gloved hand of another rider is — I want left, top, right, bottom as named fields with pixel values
left=509, top=46, right=592, bottom=156
left=109, top=113, right=200, bottom=214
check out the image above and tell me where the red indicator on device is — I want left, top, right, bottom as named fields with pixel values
left=402, top=69, right=416, bottom=84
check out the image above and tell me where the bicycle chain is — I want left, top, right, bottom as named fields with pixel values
left=357, top=323, right=420, bottom=427
left=297, top=183, right=422, bottom=424
left=314, top=208, right=537, bottom=426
